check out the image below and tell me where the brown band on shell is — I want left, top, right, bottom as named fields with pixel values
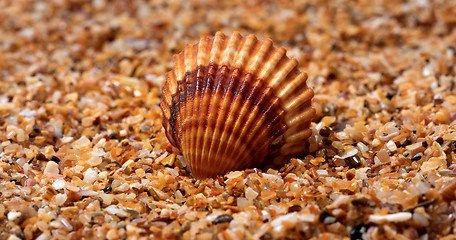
left=168, top=64, right=288, bottom=161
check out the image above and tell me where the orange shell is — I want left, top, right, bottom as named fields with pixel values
left=161, top=32, right=314, bottom=179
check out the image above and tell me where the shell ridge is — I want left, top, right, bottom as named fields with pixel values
left=178, top=80, right=188, bottom=153
left=219, top=86, right=259, bottom=171
left=233, top=34, right=256, bottom=69
left=228, top=108, right=267, bottom=168
left=204, top=65, right=234, bottom=170
left=181, top=75, right=192, bottom=160
left=284, top=129, right=313, bottom=142
left=246, top=39, right=273, bottom=74
left=211, top=68, right=245, bottom=173
left=194, top=64, right=219, bottom=176
left=195, top=67, right=218, bottom=177
left=184, top=44, right=194, bottom=73
left=228, top=91, right=287, bottom=169
left=198, top=33, right=231, bottom=174
left=208, top=32, right=226, bottom=65
left=220, top=32, right=242, bottom=67
left=258, top=47, right=286, bottom=80
left=276, top=72, right=308, bottom=100
left=242, top=125, right=276, bottom=168
left=286, top=105, right=315, bottom=126
left=222, top=78, right=265, bottom=169
left=195, top=32, right=224, bottom=176
left=174, top=52, right=186, bottom=85
left=283, top=88, right=314, bottom=112
left=189, top=67, right=202, bottom=164
left=190, top=39, right=210, bottom=165
left=280, top=129, right=313, bottom=154
left=169, top=82, right=182, bottom=147
left=193, top=65, right=211, bottom=164
left=198, top=64, right=228, bottom=176
left=228, top=88, right=284, bottom=165
left=162, top=72, right=175, bottom=106
left=169, top=88, right=183, bottom=148
left=168, top=54, right=187, bottom=149
left=214, top=73, right=253, bottom=174
left=194, top=64, right=215, bottom=175
left=196, top=36, right=210, bottom=66
left=185, top=69, right=199, bottom=167
left=160, top=102, right=176, bottom=147
left=267, top=58, right=298, bottom=89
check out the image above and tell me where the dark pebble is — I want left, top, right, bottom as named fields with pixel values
left=109, top=133, right=117, bottom=139
left=386, top=90, right=397, bottom=100
left=323, top=138, right=332, bottom=146
left=36, top=153, right=48, bottom=161
left=330, top=120, right=348, bottom=132
left=213, top=214, right=233, bottom=225
left=351, top=224, right=370, bottom=240
left=107, top=161, right=121, bottom=167
left=92, top=117, right=100, bottom=125
left=433, top=95, right=444, bottom=105
left=32, top=163, right=41, bottom=170
left=347, top=155, right=361, bottom=168
left=418, top=193, right=428, bottom=203
left=260, top=233, right=272, bottom=240
left=411, top=153, right=423, bottom=161
left=11, top=178, right=21, bottom=186
left=50, top=156, right=60, bottom=163
left=436, top=137, right=444, bottom=145
left=351, top=198, right=376, bottom=207
left=422, top=141, right=428, bottom=148
left=30, top=125, right=41, bottom=137
left=103, top=185, right=112, bottom=193
left=288, top=205, right=302, bottom=213
left=319, top=209, right=335, bottom=224
left=178, top=188, right=186, bottom=196
left=217, top=180, right=226, bottom=187
left=319, top=126, right=332, bottom=137
left=151, top=216, right=174, bottom=223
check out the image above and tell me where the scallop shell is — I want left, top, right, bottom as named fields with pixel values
left=161, top=32, right=314, bottom=179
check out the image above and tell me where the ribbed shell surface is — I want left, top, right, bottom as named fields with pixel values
left=161, top=32, right=314, bottom=179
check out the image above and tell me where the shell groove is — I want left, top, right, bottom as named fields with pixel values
left=161, top=32, right=314, bottom=179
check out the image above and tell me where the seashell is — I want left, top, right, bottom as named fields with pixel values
left=160, top=32, right=314, bottom=179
